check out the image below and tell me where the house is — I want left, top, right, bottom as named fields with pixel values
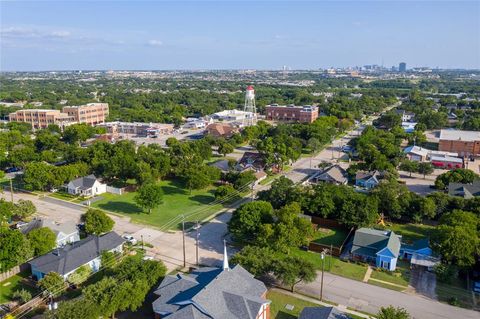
left=401, top=122, right=417, bottom=133
left=67, top=174, right=106, bottom=197
left=350, top=228, right=401, bottom=271
left=29, top=231, right=124, bottom=280
left=396, top=109, right=415, bottom=122
left=152, top=244, right=270, bottom=319
left=430, top=155, right=463, bottom=169
left=311, top=165, right=348, bottom=185
left=399, top=238, right=432, bottom=260
left=299, top=307, right=350, bottom=319
left=355, top=170, right=383, bottom=189
left=19, top=218, right=80, bottom=247
left=236, top=152, right=266, bottom=172
left=448, top=180, right=480, bottom=199
left=205, top=123, right=238, bottom=138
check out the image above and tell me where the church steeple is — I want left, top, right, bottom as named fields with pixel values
left=223, top=239, right=230, bottom=271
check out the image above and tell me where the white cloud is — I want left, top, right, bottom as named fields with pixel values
left=147, top=39, right=163, bottom=46
left=1, top=26, right=72, bottom=39
left=49, top=31, right=71, bottom=38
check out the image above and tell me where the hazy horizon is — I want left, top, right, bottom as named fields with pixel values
left=1, top=1, right=479, bottom=71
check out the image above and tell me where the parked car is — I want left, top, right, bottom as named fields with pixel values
left=473, top=281, right=480, bottom=294
left=4, top=167, right=20, bottom=173
left=123, top=234, right=137, bottom=245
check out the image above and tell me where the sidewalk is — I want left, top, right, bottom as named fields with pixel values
left=270, top=288, right=374, bottom=319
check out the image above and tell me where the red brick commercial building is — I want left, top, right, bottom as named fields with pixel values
left=439, top=129, right=480, bottom=157
left=265, top=104, right=319, bottom=123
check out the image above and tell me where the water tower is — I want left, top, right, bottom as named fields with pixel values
left=243, top=85, right=257, bottom=126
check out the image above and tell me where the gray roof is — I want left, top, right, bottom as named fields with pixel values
left=29, top=232, right=124, bottom=275
left=315, top=165, right=348, bottom=184
left=448, top=181, right=480, bottom=199
left=20, top=218, right=77, bottom=238
left=69, top=174, right=99, bottom=189
left=153, top=265, right=269, bottom=319
left=299, top=307, right=350, bottom=319
left=355, top=170, right=382, bottom=183
left=351, top=228, right=401, bottom=258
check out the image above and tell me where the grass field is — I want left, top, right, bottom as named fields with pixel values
left=290, top=249, right=367, bottom=281
left=311, top=227, right=349, bottom=247
left=436, top=279, right=476, bottom=309
left=267, top=290, right=319, bottom=319
left=0, top=272, right=38, bottom=304
left=92, top=179, right=221, bottom=230
left=378, top=223, right=434, bottom=243
left=370, top=261, right=411, bottom=287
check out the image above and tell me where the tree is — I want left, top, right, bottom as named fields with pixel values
left=377, top=306, right=410, bottom=319
left=67, top=265, right=92, bottom=285
left=134, top=183, right=164, bottom=214
left=257, top=176, right=295, bottom=209
left=82, top=209, right=115, bottom=235
left=13, top=199, right=37, bottom=219
left=435, top=168, right=479, bottom=189
left=230, top=246, right=276, bottom=277
left=44, top=298, right=99, bottom=319
left=417, top=162, right=434, bottom=179
left=431, top=210, right=480, bottom=267
left=218, top=141, right=234, bottom=157
left=274, top=256, right=316, bottom=292
left=27, top=227, right=57, bottom=256
left=39, top=272, right=67, bottom=297
left=23, top=162, right=54, bottom=191
left=215, top=184, right=236, bottom=200
left=228, top=201, right=274, bottom=243
left=399, top=159, right=419, bottom=177
left=62, top=123, right=95, bottom=144
left=0, top=199, right=16, bottom=224
left=307, top=137, right=321, bottom=153
left=0, top=227, right=33, bottom=272
left=12, top=288, right=32, bottom=303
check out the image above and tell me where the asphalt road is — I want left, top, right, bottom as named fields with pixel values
left=296, top=271, right=479, bottom=319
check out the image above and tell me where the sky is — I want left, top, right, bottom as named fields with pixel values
left=1, top=1, right=479, bottom=71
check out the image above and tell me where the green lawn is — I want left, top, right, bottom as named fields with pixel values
left=0, top=272, right=39, bottom=304
left=370, top=262, right=410, bottom=287
left=290, top=249, right=367, bottom=281
left=436, top=279, right=475, bottom=309
left=92, top=179, right=221, bottom=230
left=311, top=227, right=349, bottom=247
left=267, top=290, right=319, bottom=319
left=378, top=223, right=435, bottom=243
left=367, top=280, right=406, bottom=292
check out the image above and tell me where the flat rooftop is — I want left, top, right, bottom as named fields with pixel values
left=439, top=129, right=480, bottom=142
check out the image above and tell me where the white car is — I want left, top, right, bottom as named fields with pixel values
left=122, top=235, right=137, bottom=245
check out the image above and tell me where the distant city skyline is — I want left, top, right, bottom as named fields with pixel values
left=1, top=1, right=479, bottom=71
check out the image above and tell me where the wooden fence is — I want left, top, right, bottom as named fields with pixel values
left=0, top=264, right=30, bottom=282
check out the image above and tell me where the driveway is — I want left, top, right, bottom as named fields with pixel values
left=409, top=267, right=437, bottom=299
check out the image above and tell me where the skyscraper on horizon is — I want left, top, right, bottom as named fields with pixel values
left=399, top=62, right=407, bottom=72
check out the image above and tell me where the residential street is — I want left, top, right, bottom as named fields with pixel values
left=295, top=271, right=479, bottom=319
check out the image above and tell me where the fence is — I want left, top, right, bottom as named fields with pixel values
left=0, top=264, right=30, bottom=282
left=106, top=186, right=123, bottom=195
left=310, top=216, right=342, bottom=229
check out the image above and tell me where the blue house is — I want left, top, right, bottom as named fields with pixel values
left=350, top=228, right=401, bottom=271
left=399, top=238, right=432, bottom=260
left=355, top=171, right=383, bottom=190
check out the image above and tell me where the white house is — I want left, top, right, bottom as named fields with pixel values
left=20, top=218, right=80, bottom=247
left=67, top=174, right=106, bottom=197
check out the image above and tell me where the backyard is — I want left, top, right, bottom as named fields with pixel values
left=380, top=223, right=435, bottom=243
left=91, top=179, right=222, bottom=230
left=311, top=226, right=350, bottom=247
left=0, top=272, right=38, bottom=304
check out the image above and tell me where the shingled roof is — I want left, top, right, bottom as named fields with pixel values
left=152, top=265, right=269, bottom=319
left=28, top=232, right=124, bottom=276
left=69, top=174, right=99, bottom=190
left=351, top=228, right=401, bottom=259
left=448, top=180, right=480, bottom=199
left=299, top=307, right=350, bottom=319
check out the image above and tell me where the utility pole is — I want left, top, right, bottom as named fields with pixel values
left=195, top=221, right=200, bottom=267
left=182, top=216, right=186, bottom=268
left=320, top=251, right=325, bottom=301
left=141, top=235, right=144, bottom=251
left=9, top=179, right=14, bottom=203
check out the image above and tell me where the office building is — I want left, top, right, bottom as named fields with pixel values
left=62, top=103, right=109, bottom=126
left=265, top=104, right=319, bottom=123
left=98, top=121, right=174, bottom=137
left=8, top=109, right=75, bottom=129
left=399, top=62, right=407, bottom=72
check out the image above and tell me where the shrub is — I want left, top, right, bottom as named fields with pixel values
left=12, top=288, right=32, bottom=303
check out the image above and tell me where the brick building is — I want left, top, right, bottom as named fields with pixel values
left=8, top=109, right=75, bottom=129
left=265, top=104, right=318, bottom=123
left=62, top=103, right=109, bottom=126
left=438, top=129, right=480, bottom=157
